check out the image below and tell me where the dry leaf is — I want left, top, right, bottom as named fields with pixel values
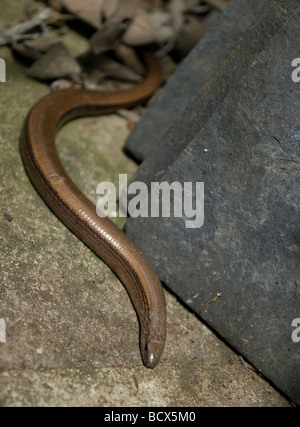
left=115, top=44, right=145, bottom=75
left=6, top=0, right=229, bottom=86
left=27, top=42, right=81, bottom=80
left=102, top=0, right=139, bottom=22
left=90, top=0, right=140, bottom=54
left=12, top=37, right=55, bottom=60
left=169, top=0, right=185, bottom=33
left=175, top=10, right=219, bottom=56
left=96, top=56, right=143, bottom=82
left=78, top=51, right=143, bottom=83
left=48, top=0, right=64, bottom=13
left=60, top=0, right=103, bottom=28
left=123, top=9, right=156, bottom=46
left=90, top=20, right=130, bottom=54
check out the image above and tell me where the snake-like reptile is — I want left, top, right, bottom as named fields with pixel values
left=20, top=51, right=166, bottom=368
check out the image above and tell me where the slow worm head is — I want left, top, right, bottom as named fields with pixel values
left=20, top=51, right=166, bottom=368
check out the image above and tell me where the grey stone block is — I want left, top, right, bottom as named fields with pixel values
left=128, top=0, right=294, bottom=194
left=125, top=0, right=300, bottom=404
left=125, top=0, right=270, bottom=163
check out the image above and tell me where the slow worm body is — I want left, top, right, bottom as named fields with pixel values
left=20, top=51, right=166, bottom=368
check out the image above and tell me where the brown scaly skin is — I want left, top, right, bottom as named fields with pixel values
left=20, top=52, right=166, bottom=368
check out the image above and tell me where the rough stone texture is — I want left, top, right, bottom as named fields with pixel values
left=0, top=0, right=292, bottom=407
left=125, top=0, right=300, bottom=405
left=125, top=0, right=270, bottom=163
left=126, top=0, right=295, bottom=194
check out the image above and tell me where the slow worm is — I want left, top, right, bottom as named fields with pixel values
left=20, top=51, right=166, bottom=368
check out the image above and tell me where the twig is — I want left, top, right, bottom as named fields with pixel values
left=0, top=8, right=52, bottom=46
